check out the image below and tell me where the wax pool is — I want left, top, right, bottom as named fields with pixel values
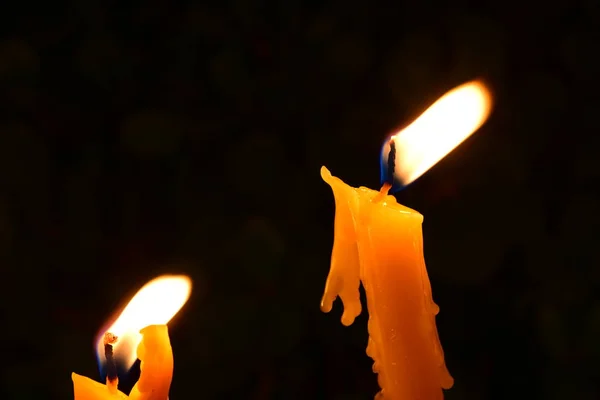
left=72, top=325, right=173, bottom=400
left=320, top=166, right=453, bottom=400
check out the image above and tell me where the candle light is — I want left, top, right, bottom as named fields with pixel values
left=72, top=275, right=192, bottom=400
left=320, top=81, right=492, bottom=399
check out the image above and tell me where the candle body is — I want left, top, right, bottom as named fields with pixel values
left=71, top=374, right=128, bottom=400
left=73, top=325, right=173, bottom=400
left=129, top=325, right=173, bottom=400
left=320, top=166, right=453, bottom=400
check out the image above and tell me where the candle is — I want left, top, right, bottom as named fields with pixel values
left=72, top=275, right=192, bottom=400
left=320, top=81, right=492, bottom=399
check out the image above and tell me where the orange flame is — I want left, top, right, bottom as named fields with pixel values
left=95, top=275, right=192, bottom=370
left=382, top=81, right=492, bottom=186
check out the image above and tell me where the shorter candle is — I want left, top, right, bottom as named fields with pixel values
left=72, top=275, right=192, bottom=400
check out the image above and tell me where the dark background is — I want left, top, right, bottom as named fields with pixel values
left=1, top=0, right=599, bottom=399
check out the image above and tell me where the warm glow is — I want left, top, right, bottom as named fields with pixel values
left=95, top=275, right=192, bottom=371
left=382, top=80, right=492, bottom=187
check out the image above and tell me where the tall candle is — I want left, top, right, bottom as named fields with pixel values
left=72, top=275, right=192, bottom=400
left=320, top=82, right=492, bottom=399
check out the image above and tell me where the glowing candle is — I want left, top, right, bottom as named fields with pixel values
left=72, top=275, right=192, bottom=400
left=321, top=81, right=492, bottom=399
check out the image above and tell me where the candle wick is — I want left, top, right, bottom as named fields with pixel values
left=386, top=139, right=396, bottom=185
left=373, top=182, right=392, bottom=203
left=103, top=332, right=119, bottom=392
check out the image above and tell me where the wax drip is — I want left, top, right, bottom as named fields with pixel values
left=104, top=332, right=119, bottom=392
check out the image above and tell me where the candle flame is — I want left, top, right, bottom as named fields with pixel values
left=95, top=275, right=192, bottom=372
left=380, top=80, right=492, bottom=191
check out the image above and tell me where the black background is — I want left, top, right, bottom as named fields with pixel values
left=1, top=0, right=599, bottom=399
